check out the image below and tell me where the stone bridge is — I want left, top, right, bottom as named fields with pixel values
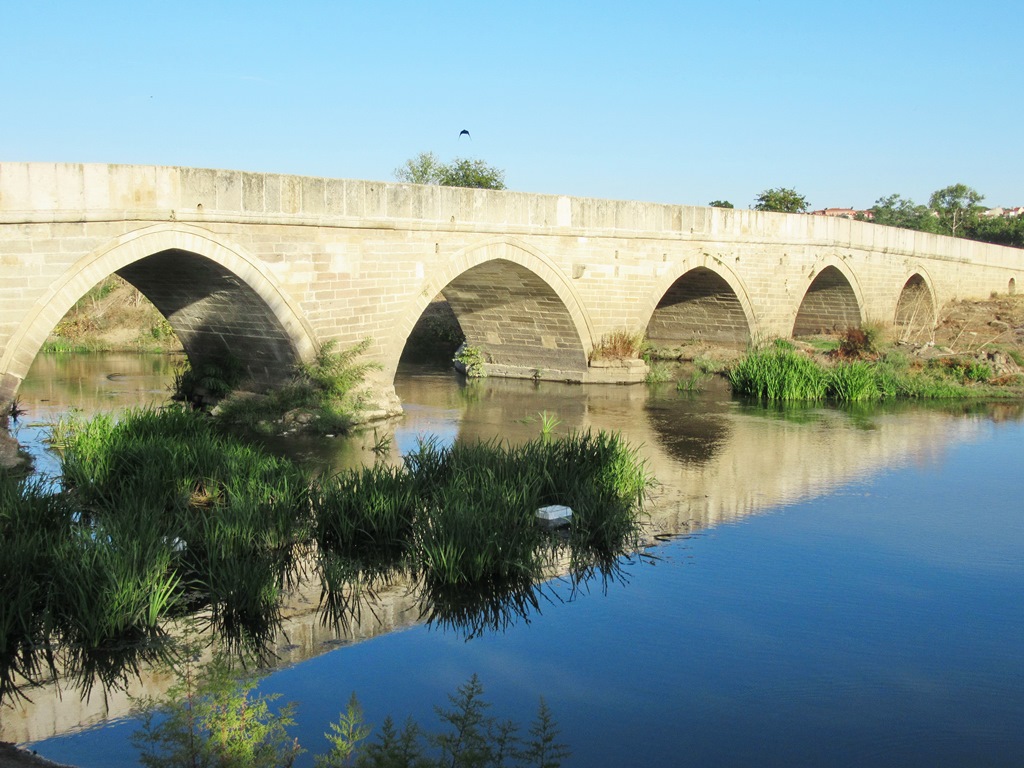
left=1, top=162, right=1021, bottom=411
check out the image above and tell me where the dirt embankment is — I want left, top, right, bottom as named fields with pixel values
left=42, top=276, right=182, bottom=354
left=931, top=294, right=1024, bottom=352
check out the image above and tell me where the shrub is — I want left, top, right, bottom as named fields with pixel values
left=589, top=330, right=645, bottom=361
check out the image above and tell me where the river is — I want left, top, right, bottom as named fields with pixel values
left=4, top=353, right=1024, bottom=767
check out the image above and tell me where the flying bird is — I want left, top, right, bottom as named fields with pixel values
left=459, top=129, right=471, bottom=140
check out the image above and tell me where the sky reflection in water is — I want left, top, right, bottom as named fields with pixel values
left=15, top=357, right=1024, bottom=768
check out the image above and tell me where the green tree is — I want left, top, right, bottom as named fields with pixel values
left=708, top=200, right=734, bottom=209
left=753, top=187, right=810, bottom=213
left=316, top=693, right=372, bottom=768
left=395, top=154, right=506, bottom=190
left=965, top=213, right=1024, bottom=249
left=928, top=183, right=985, bottom=237
left=394, top=152, right=444, bottom=185
left=132, top=654, right=303, bottom=768
left=438, top=158, right=506, bottom=190
left=515, top=698, right=571, bottom=768
left=865, top=193, right=937, bottom=232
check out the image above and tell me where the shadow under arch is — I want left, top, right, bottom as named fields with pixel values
left=894, top=270, right=937, bottom=343
left=643, top=264, right=754, bottom=348
left=0, top=224, right=318, bottom=397
left=389, top=238, right=593, bottom=380
left=792, top=259, right=865, bottom=337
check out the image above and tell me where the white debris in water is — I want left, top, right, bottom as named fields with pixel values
left=536, top=504, right=573, bottom=528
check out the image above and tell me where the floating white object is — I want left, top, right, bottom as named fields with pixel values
left=536, top=504, right=573, bottom=528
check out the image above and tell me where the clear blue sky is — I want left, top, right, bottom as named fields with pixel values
left=4, top=0, right=1021, bottom=210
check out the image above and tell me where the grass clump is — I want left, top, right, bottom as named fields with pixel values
left=589, top=329, right=645, bottom=361
left=728, top=342, right=828, bottom=401
left=729, top=340, right=1012, bottom=403
left=4, top=406, right=650, bottom=701
left=53, top=406, right=311, bottom=655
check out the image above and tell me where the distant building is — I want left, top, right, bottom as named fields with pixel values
left=810, top=208, right=873, bottom=220
left=982, top=207, right=1024, bottom=218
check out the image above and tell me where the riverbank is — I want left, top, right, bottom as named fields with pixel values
left=0, top=744, right=70, bottom=768
left=646, top=293, right=1024, bottom=399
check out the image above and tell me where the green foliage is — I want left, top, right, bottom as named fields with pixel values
left=395, top=152, right=506, bottom=190
left=4, top=403, right=648, bottom=701
left=439, top=158, right=507, bottom=190
left=929, top=183, right=985, bottom=237
left=753, top=187, right=810, bottom=213
left=865, top=194, right=938, bottom=233
left=728, top=345, right=828, bottom=401
left=173, top=355, right=245, bottom=403
left=132, top=653, right=303, bottom=768
left=537, top=411, right=560, bottom=442
left=454, top=345, right=487, bottom=378
left=964, top=213, right=1024, bottom=248
left=216, top=339, right=378, bottom=435
left=827, top=361, right=879, bottom=402
left=316, top=693, right=372, bottom=768
left=395, top=152, right=445, bottom=185
left=933, top=357, right=992, bottom=383
left=517, top=698, right=570, bottom=768
left=52, top=406, right=310, bottom=654
left=728, top=341, right=1012, bottom=403
left=644, top=361, right=673, bottom=384
left=133, top=666, right=569, bottom=768
left=676, top=370, right=708, bottom=392
left=708, top=200, right=734, bottom=208
left=861, top=185, right=1024, bottom=249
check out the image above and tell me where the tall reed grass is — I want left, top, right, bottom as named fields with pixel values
left=729, top=342, right=999, bottom=402
left=4, top=408, right=652, bottom=702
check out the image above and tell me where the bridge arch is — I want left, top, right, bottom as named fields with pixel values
left=0, top=224, right=318, bottom=398
left=388, top=237, right=593, bottom=379
left=642, top=260, right=755, bottom=348
left=894, top=270, right=937, bottom=343
left=792, top=257, right=865, bottom=337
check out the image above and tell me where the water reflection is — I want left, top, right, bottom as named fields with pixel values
left=5, top=355, right=1024, bottom=749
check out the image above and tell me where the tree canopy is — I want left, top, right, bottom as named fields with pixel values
left=394, top=152, right=506, bottom=190
left=708, top=200, right=734, bottom=209
left=394, top=151, right=444, bottom=185
left=928, top=183, right=984, bottom=237
left=865, top=194, right=937, bottom=233
left=753, top=187, right=810, bottom=214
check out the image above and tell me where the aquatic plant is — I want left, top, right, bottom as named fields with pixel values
left=728, top=340, right=1012, bottom=402
left=4, top=405, right=650, bottom=702
left=728, top=344, right=828, bottom=401
left=454, top=344, right=487, bottom=378
left=644, top=361, right=673, bottom=384
left=676, top=370, right=708, bottom=392
left=826, top=361, right=880, bottom=402
left=54, top=406, right=311, bottom=654
left=537, top=411, right=561, bottom=442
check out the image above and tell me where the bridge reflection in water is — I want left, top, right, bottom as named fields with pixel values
left=3, top=357, right=1016, bottom=745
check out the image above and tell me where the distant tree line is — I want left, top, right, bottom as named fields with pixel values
left=858, top=184, right=1024, bottom=248
left=393, top=154, right=1021, bottom=250
left=707, top=184, right=1023, bottom=249
left=395, top=151, right=506, bottom=190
